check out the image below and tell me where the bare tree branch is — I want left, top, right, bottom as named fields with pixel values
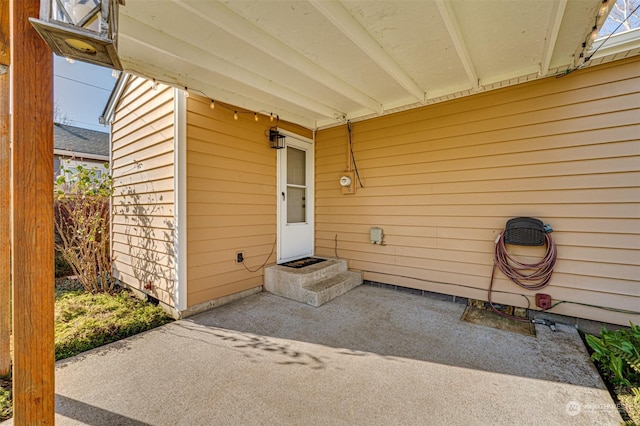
left=54, top=99, right=72, bottom=126
left=606, top=0, right=640, bottom=32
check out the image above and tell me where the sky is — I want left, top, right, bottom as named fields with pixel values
left=54, top=55, right=117, bottom=133
left=598, top=0, right=640, bottom=37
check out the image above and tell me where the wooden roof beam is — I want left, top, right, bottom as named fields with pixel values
left=309, top=0, right=426, bottom=103
left=121, top=15, right=344, bottom=120
left=172, top=0, right=383, bottom=114
left=539, top=0, right=568, bottom=76
left=435, top=0, right=479, bottom=90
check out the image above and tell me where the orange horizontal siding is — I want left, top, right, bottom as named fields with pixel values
left=185, top=94, right=309, bottom=308
left=111, top=77, right=176, bottom=307
left=315, top=57, right=640, bottom=325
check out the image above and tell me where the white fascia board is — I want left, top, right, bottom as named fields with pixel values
left=100, top=73, right=130, bottom=125
left=589, top=28, right=640, bottom=60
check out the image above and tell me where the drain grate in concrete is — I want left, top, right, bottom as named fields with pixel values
left=280, top=257, right=327, bottom=269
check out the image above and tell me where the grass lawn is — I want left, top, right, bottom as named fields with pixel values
left=55, top=288, right=172, bottom=360
left=0, top=379, right=10, bottom=421
left=0, top=281, right=172, bottom=421
left=619, top=390, right=640, bottom=425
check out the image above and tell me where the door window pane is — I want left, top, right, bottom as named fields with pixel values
left=287, top=187, right=306, bottom=223
left=287, top=147, right=305, bottom=186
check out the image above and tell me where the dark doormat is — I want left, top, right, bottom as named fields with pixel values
left=461, top=305, right=536, bottom=337
left=281, top=257, right=326, bottom=269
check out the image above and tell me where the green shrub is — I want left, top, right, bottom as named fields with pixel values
left=0, top=387, right=10, bottom=420
left=55, top=163, right=114, bottom=292
left=586, top=323, right=640, bottom=386
left=54, top=250, right=73, bottom=278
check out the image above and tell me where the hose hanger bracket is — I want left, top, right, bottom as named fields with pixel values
left=487, top=216, right=558, bottom=323
left=503, top=217, right=545, bottom=246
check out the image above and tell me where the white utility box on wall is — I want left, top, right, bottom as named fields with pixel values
left=370, top=227, right=383, bottom=244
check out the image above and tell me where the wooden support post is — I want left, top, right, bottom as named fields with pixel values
left=10, top=0, right=55, bottom=423
left=0, top=0, right=9, bottom=378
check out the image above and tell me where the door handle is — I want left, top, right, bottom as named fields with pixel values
left=282, top=191, right=285, bottom=201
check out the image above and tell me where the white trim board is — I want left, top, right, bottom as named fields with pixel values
left=174, top=88, right=188, bottom=312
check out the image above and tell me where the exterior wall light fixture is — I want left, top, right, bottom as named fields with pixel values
left=269, top=127, right=285, bottom=149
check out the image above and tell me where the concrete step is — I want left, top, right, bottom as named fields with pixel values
left=264, top=258, right=362, bottom=307
left=300, top=271, right=363, bottom=307
left=264, top=258, right=347, bottom=288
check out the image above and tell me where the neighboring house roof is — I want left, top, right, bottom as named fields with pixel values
left=54, top=123, right=110, bottom=161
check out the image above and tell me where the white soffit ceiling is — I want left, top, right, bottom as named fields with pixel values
left=116, top=0, right=635, bottom=129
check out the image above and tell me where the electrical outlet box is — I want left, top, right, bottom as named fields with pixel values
left=535, top=293, right=552, bottom=310
left=236, top=252, right=244, bottom=264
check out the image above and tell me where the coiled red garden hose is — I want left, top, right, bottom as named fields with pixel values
left=488, top=231, right=557, bottom=322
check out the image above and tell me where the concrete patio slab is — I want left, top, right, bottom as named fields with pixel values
left=2, top=285, right=622, bottom=425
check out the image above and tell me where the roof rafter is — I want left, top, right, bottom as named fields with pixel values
left=172, top=0, right=383, bottom=114
left=121, top=63, right=317, bottom=128
left=190, top=79, right=317, bottom=129
left=435, top=0, right=479, bottom=90
left=120, top=15, right=344, bottom=120
left=309, top=0, right=425, bottom=103
left=539, top=0, right=568, bottom=76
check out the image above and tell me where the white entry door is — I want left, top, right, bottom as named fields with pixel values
left=278, top=133, right=314, bottom=263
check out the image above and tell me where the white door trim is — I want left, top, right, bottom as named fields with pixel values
left=277, top=130, right=314, bottom=263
